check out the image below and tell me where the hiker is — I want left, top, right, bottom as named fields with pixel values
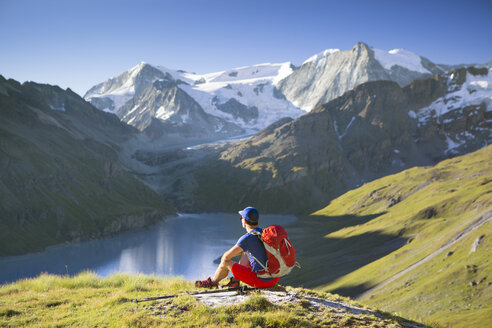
left=195, top=207, right=280, bottom=289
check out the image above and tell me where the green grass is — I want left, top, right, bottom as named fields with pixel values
left=0, top=272, right=421, bottom=328
left=283, top=145, right=492, bottom=328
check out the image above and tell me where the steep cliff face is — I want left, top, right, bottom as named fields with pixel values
left=117, top=79, right=243, bottom=137
left=409, top=67, right=491, bottom=160
left=184, top=67, right=491, bottom=214
left=84, top=62, right=170, bottom=114
left=0, top=76, right=175, bottom=256
left=277, top=42, right=442, bottom=111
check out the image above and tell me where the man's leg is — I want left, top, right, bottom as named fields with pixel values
left=212, top=258, right=234, bottom=283
left=239, top=253, right=250, bottom=266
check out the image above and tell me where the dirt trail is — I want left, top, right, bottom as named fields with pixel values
left=357, top=208, right=492, bottom=299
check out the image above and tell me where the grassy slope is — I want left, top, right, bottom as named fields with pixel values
left=0, top=272, right=420, bottom=328
left=0, top=78, right=176, bottom=256
left=0, top=121, right=176, bottom=255
left=290, top=145, right=491, bottom=327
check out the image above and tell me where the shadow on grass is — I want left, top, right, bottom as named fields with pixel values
left=280, top=213, right=407, bottom=298
left=331, top=283, right=373, bottom=299
left=305, top=213, right=386, bottom=234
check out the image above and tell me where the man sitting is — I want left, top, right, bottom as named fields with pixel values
left=195, top=207, right=280, bottom=288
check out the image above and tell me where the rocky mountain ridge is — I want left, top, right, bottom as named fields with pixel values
left=0, top=75, right=176, bottom=256
left=84, top=42, right=471, bottom=141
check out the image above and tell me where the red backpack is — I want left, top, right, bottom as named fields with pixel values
left=249, top=225, right=300, bottom=279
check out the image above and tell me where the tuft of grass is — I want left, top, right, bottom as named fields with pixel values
left=238, top=294, right=274, bottom=312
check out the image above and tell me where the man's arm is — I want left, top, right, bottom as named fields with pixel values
left=222, top=245, right=243, bottom=263
left=212, top=245, right=244, bottom=283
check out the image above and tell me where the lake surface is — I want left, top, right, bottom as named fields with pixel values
left=0, top=213, right=297, bottom=285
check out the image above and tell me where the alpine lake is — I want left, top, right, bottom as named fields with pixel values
left=0, top=213, right=297, bottom=284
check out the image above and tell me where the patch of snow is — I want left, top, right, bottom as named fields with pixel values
left=180, top=110, right=190, bottom=123
left=414, top=70, right=492, bottom=125
left=445, top=134, right=468, bottom=155
left=123, top=105, right=140, bottom=119
left=156, top=105, right=174, bottom=121
left=373, top=48, right=430, bottom=74
left=214, top=122, right=224, bottom=133
left=192, top=63, right=293, bottom=85
left=335, top=116, right=356, bottom=140
left=49, top=105, right=66, bottom=112
left=87, top=93, right=133, bottom=115
left=273, top=62, right=295, bottom=85
left=178, top=64, right=303, bottom=130
left=302, top=49, right=340, bottom=65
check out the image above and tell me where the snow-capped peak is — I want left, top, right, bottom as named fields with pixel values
left=373, top=47, right=430, bottom=74
left=131, top=61, right=148, bottom=72
left=84, top=61, right=170, bottom=114
left=302, top=49, right=340, bottom=65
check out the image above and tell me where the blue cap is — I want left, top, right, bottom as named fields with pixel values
left=238, top=207, right=259, bottom=224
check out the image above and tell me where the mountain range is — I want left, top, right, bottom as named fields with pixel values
left=85, top=42, right=465, bottom=140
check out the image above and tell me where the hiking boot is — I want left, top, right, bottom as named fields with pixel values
left=223, top=278, right=240, bottom=288
left=195, top=277, right=218, bottom=288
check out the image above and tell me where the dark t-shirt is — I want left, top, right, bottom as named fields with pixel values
left=236, top=227, right=268, bottom=272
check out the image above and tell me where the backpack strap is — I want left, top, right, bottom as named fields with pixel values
left=248, top=229, right=262, bottom=236
left=246, top=229, right=271, bottom=276
left=246, top=251, right=270, bottom=273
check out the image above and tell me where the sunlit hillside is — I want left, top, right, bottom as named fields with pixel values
left=286, top=145, right=492, bottom=327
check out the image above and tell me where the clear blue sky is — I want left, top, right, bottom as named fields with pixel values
left=1, top=0, right=491, bottom=96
